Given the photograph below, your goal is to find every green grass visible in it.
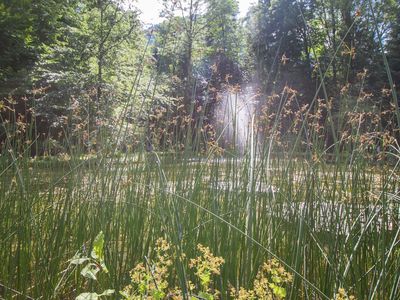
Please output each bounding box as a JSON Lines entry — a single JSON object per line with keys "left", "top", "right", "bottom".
{"left": 0, "top": 138, "right": 399, "bottom": 299}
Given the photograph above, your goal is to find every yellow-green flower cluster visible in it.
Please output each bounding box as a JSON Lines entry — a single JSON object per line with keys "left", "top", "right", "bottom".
{"left": 334, "top": 288, "right": 356, "bottom": 300}
{"left": 189, "top": 244, "right": 225, "bottom": 291}
{"left": 122, "top": 240, "right": 297, "bottom": 300}
{"left": 120, "top": 238, "right": 172, "bottom": 300}
{"left": 230, "top": 259, "right": 293, "bottom": 300}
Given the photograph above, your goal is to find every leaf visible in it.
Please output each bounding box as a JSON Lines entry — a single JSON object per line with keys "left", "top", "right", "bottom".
{"left": 80, "top": 263, "right": 100, "bottom": 280}
{"left": 70, "top": 256, "right": 90, "bottom": 265}
{"left": 91, "top": 231, "right": 108, "bottom": 273}
{"left": 199, "top": 271, "right": 211, "bottom": 288}
{"left": 198, "top": 291, "right": 214, "bottom": 300}
{"left": 75, "top": 290, "right": 114, "bottom": 300}
{"left": 119, "top": 291, "right": 130, "bottom": 299}
{"left": 269, "top": 283, "right": 286, "bottom": 299}
{"left": 98, "top": 289, "right": 114, "bottom": 297}
{"left": 152, "top": 289, "right": 165, "bottom": 300}
{"left": 272, "top": 275, "right": 282, "bottom": 284}
{"left": 76, "top": 293, "right": 99, "bottom": 300}
{"left": 91, "top": 232, "right": 104, "bottom": 260}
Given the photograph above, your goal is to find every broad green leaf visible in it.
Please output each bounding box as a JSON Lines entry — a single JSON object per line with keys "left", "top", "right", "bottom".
{"left": 91, "top": 231, "right": 104, "bottom": 261}
{"left": 91, "top": 231, "right": 108, "bottom": 273}
{"left": 76, "top": 293, "right": 99, "bottom": 300}
{"left": 80, "top": 263, "right": 100, "bottom": 280}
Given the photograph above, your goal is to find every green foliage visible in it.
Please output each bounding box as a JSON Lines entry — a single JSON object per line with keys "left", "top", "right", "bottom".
{"left": 91, "top": 231, "right": 108, "bottom": 273}
{"left": 120, "top": 238, "right": 172, "bottom": 299}
{"left": 70, "top": 231, "right": 114, "bottom": 299}
{"left": 0, "top": 0, "right": 58, "bottom": 84}
{"left": 230, "top": 259, "right": 293, "bottom": 300}
{"left": 387, "top": 3, "right": 400, "bottom": 86}
{"left": 246, "top": 0, "right": 304, "bottom": 84}
{"left": 122, "top": 239, "right": 294, "bottom": 300}
{"left": 204, "top": 0, "right": 242, "bottom": 85}
{"left": 205, "top": 0, "right": 240, "bottom": 59}
{"left": 76, "top": 290, "right": 115, "bottom": 300}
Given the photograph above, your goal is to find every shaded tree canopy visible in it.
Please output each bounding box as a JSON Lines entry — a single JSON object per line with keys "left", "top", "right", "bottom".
{"left": 0, "top": 0, "right": 399, "bottom": 154}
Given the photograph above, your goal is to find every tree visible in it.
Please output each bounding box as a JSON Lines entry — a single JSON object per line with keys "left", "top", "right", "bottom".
{"left": 0, "top": 0, "right": 65, "bottom": 90}
{"left": 387, "top": 1, "right": 400, "bottom": 88}
{"left": 0, "top": 0, "right": 140, "bottom": 154}
{"left": 204, "top": 0, "right": 242, "bottom": 86}
{"left": 172, "top": 0, "right": 206, "bottom": 109}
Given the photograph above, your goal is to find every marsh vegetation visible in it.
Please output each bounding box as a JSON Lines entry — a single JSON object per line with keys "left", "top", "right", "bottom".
{"left": 1, "top": 0, "right": 400, "bottom": 299}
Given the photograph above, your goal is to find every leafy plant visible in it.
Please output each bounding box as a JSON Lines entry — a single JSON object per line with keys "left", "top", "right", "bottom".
{"left": 333, "top": 288, "right": 356, "bottom": 300}
{"left": 70, "top": 231, "right": 114, "bottom": 300}
{"left": 122, "top": 238, "right": 294, "bottom": 300}
{"left": 189, "top": 244, "right": 225, "bottom": 299}
{"left": 230, "top": 259, "right": 293, "bottom": 300}
{"left": 120, "top": 238, "right": 172, "bottom": 300}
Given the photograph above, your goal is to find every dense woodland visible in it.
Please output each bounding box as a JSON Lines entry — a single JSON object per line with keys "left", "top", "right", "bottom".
{"left": 1, "top": 0, "right": 399, "bottom": 156}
